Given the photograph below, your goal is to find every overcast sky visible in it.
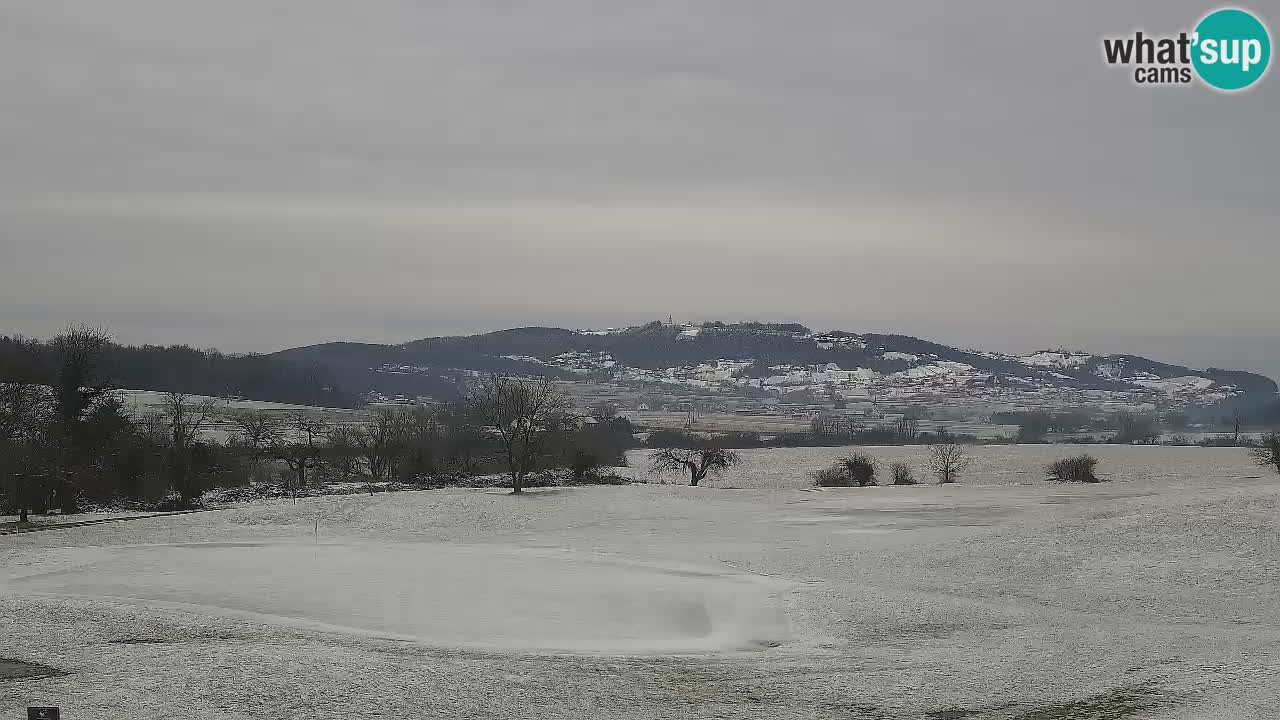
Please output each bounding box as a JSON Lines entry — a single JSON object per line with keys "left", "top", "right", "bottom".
{"left": 1, "top": 1, "right": 1276, "bottom": 377}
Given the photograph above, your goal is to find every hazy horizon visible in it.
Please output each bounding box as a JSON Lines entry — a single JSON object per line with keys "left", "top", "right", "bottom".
{"left": 2, "top": 316, "right": 1276, "bottom": 385}
{"left": 3, "top": 1, "right": 1277, "bottom": 378}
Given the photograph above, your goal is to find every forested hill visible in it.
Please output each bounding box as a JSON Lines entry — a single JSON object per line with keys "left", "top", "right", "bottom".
{"left": 271, "top": 322, "right": 1278, "bottom": 411}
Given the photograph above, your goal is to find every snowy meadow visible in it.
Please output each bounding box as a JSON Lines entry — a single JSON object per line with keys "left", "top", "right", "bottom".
{"left": 2, "top": 444, "right": 1277, "bottom": 719}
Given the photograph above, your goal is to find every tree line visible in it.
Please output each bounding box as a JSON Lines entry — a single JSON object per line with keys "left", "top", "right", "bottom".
{"left": 995, "top": 408, "right": 1275, "bottom": 445}
{"left": 643, "top": 417, "right": 978, "bottom": 450}
{"left": 1, "top": 327, "right": 638, "bottom": 519}
{"left": 0, "top": 332, "right": 357, "bottom": 408}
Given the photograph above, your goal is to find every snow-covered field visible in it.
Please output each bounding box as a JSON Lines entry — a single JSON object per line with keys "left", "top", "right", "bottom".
{"left": 117, "top": 390, "right": 357, "bottom": 415}
{"left": 2, "top": 446, "right": 1278, "bottom": 718}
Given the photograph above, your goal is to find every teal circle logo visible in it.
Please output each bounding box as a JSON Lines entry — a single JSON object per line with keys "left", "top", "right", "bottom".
{"left": 1192, "top": 8, "right": 1271, "bottom": 90}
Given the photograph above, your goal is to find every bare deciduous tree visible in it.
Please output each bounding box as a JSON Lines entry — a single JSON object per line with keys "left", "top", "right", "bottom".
{"left": 894, "top": 416, "right": 919, "bottom": 443}
{"left": 927, "top": 442, "right": 972, "bottom": 484}
{"left": 353, "top": 408, "right": 408, "bottom": 481}
{"left": 650, "top": 447, "right": 740, "bottom": 486}
{"left": 397, "top": 406, "right": 442, "bottom": 483}
{"left": 137, "top": 409, "right": 169, "bottom": 445}
{"left": 229, "top": 411, "right": 280, "bottom": 452}
{"left": 324, "top": 424, "right": 363, "bottom": 483}
{"left": 164, "top": 392, "right": 217, "bottom": 505}
{"left": 165, "top": 393, "right": 216, "bottom": 449}
{"left": 268, "top": 413, "right": 330, "bottom": 492}
{"left": 465, "top": 376, "right": 570, "bottom": 493}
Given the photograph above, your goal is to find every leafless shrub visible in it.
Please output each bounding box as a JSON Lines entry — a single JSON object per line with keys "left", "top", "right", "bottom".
{"left": 811, "top": 465, "right": 849, "bottom": 487}
{"left": 1252, "top": 432, "right": 1280, "bottom": 476}
{"left": 812, "top": 453, "right": 878, "bottom": 487}
{"left": 841, "top": 453, "right": 878, "bottom": 486}
{"left": 890, "top": 461, "right": 916, "bottom": 485}
{"left": 1047, "top": 454, "right": 1103, "bottom": 483}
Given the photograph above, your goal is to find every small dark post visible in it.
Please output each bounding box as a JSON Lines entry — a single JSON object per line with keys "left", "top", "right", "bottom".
{"left": 28, "top": 708, "right": 60, "bottom": 720}
{"left": 16, "top": 473, "right": 27, "bottom": 524}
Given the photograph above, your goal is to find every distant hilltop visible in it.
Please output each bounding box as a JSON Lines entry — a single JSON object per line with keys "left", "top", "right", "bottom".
{"left": 270, "top": 321, "right": 1278, "bottom": 413}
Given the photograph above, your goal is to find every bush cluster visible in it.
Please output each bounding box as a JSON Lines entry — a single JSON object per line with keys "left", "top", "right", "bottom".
{"left": 890, "top": 462, "right": 916, "bottom": 485}
{"left": 812, "top": 453, "right": 879, "bottom": 487}
{"left": 1047, "top": 454, "right": 1103, "bottom": 483}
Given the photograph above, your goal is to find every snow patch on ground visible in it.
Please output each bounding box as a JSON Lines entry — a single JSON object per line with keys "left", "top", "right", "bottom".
{"left": 1018, "top": 348, "right": 1090, "bottom": 366}
{"left": 8, "top": 541, "right": 787, "bottom": 654}
{"left": 1022, "top": 350, "right": 1094, "bottom": 368}
{"left": 1131, "top": 375, "right": 1215, "bottom": 393}
{"left": 887, "top": 361, "right": 975, "bottom": 382}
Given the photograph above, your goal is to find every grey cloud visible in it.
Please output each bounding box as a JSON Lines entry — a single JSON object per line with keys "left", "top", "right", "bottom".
{"left": 1, "top": 1, "right": 1276, "bottom": 377}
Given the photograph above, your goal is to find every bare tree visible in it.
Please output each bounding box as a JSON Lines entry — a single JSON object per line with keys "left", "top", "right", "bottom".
{"left": 165, "top": 393, "right": 216, "bottom": 448}
{"left": 324, "top": 425, "right": 363, "bottom": 482}
{"left": 927, "top": 442, "right": 972, "bottom": 484}
{"left": 137, "top": 409, "right": 169, "bottom": 445}
{"left": 465, "top": 376, "right": 571, "bottom": 494}
{"left": 894, "top": 416, "right": 920, "bottom": 443}
{"left": 229, "top": 411, "right": 280, "bottom": 452}
{"left": 270, "top": 413, "right": 330, "bottom": 492}
{"left": 811, "top": 413, "right": 858, "bottom": 438}
{"left": 353, "top": 408, "right": 408, "bottom": 481}
{"left": 294, "top": 414, "right": 329, "bottom": 449}
{"left": 164, "top": 392, "right": 217, "bottom": 505}
{"left": 226, "top": 411, "right": 282, "bottom": 492}
{"left": 1252, "top": 432, "right": 1280, "bottom": 476}
{"left": 1231, "top": 412, "right": 1245, "bottom": 446}
{"left": 397, "top": 406, "right": 442, "bottom": 483}
{"left": 650, "top": 447, "right": 741, "bottom": 486}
